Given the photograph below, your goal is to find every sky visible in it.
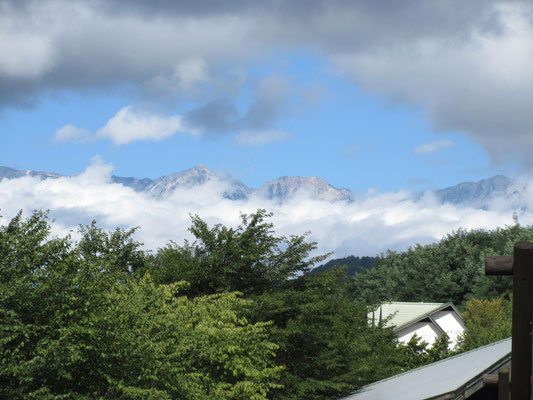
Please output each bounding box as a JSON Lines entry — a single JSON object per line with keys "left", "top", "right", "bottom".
{"left": 2, "top": 0, "right": 533, "bottom": 257}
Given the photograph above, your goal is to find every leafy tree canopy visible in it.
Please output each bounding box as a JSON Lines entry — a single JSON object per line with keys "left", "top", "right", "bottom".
{"left": 0, "top": 211, "right": 280, "bottom": 399}
{"left": 349, "top": 224, "right": 533, "bottom": 306}
{"left": 148, "top": 209, "right": 328, "bottom": 297}
{"left": 458, "top": 297, "right": 512, "bottom": 351}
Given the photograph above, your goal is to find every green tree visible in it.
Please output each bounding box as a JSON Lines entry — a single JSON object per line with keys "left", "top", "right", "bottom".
{"left": 250, "top": 268, "right": 403, "bottom": 400}
{"left": 148, "top": 209, "right": 327, "bottom": 297}
{"left": 0, "top": 211, "right": 281, "bottom": 399}
{"left": 349, "top": 224, "right": 533, "bottom": 307}
{"left": 396, "top": 334, "right": 452, "bottom": 370}
{"left": 89, "top": 276, "right": 281, "bottom": 400}
{"left": 458, "top": 297, "right": 512, "bottom": 351}
{"left": 77, "top": 220, "right": 146, "bottom": 275}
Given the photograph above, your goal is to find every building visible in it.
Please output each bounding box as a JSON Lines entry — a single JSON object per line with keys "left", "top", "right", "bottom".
{"left": 369, "top": 302, "right": 466, "bottom": 348}
{"left": 341, "top": 337, "right": 511, "bottom": 400}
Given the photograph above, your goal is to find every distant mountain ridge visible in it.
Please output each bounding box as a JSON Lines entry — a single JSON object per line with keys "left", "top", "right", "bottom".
{"left": 0, "top": 164, "right": 518, "bottom": 205}
{"left": 434, "top": 175, "right": 516, "bottom": 206}
{"left": 256, "top": 176, "right": 353, "bottom": 203}
{"left": 0, "top": 166, "right": 63, "bottom": 180}
{"left": 144, "top": 164, "right": 253, "bottom": 200}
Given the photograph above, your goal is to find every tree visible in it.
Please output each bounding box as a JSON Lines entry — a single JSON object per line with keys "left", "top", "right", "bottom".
{"left": 148, "top": 209, "right": 327, "bottom": 297}
{"left": 396, "top": 334, "right": 452, "bottom": 370}
{"left": 349, "top": 224, "right": 533, "bottom": 307}
{"left": 458, "top": 297, "right": 512, "bottom": 351}
{"left": 0, "top": 211, "right": 281, "bottom": 399}
{"left": 87, "top": 276, "right": 282, "bottom": 400}
{"left": 249, "top": 268, "right": 403, "bottom": 400}
{"left": 77, "top": 220, "right": 146, "bottom": 275}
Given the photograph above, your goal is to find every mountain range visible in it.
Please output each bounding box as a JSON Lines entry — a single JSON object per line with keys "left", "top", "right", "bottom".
{"left": 0, "top": 164, "right": 519, "bottom": 206}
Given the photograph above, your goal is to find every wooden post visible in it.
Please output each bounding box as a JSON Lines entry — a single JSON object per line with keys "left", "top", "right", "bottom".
{"left": 511, "top": 242, "right": 533, "bottom": 399}
{"left": 499, "top": 368, "right": 510, "bottom": 400}
{"left": 485, "top": 241, "right": 533, "bottom": 400}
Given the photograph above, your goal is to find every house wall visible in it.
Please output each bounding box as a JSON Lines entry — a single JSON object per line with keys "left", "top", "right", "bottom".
{"left": 432, "top": 310, "right": 466, "bottom": 348}
{"left": 396, "top": 322, "right": 441, "bottom": 346}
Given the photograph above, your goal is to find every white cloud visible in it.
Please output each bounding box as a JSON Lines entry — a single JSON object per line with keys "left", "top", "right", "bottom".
{"left": 235, "top": 130, "right": 292, "bottom": 146}
{"left": 0, "top": 30, "right": 54, "bottom": 79}
{"left": 413, "top": 140, "right": 454, "bottom": 155}
{"left": 146, "top": 57, "right": 210, "bottom": 97}
{"left": 0, "top": 159, "right": 529, "bottom": 259}
{"left": 95, "top": 106, "right": 197, "bottom": 145}
{"left": 53, "top": 124, "right": 92, "bottom": 143}
{"left": 4, "top": 0, "right": 533, "bottom": 165}
{"left": 333, "top": 2, "right": 533, "bottom": 166}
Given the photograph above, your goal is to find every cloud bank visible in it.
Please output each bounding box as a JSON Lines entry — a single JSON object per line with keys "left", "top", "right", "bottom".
{"left": 0, "top": 160, "right": 528, "bottom": 259}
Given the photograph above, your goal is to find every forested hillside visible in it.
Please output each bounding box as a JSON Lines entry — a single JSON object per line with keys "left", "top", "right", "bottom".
{"left": 0, "top": 209, "right": 522, "bottom": 399}
{"left": 349, "top": 223, "right": 533, "bottom": 306}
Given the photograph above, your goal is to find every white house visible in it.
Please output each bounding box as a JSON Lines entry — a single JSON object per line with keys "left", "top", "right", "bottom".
{"left": 369, "top": 302, "right": 466, "bottom": 349}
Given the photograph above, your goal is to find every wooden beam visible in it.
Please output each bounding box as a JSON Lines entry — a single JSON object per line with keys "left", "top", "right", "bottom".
{"left": 485, "top": 256, "right": 513, "bottom": 275}
{"left": 482, "top": 373, "right": 499, "bottom": 386}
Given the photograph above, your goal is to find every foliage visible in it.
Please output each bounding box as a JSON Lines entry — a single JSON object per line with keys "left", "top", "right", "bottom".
{"left": 349, "top": 224, "right": 533, "bottom": 306}
{"left": 396, "top": 334, "right": 453, "bottom": 370}
{"left": 249, "top": 268, "right": 404, "bottom": 400}
{"left": 458, "top": 297, "right": 512, "bottom": 351}
{"left": 0, "top": 211, "right": 280, "bottom": 399}
{"left": 77, "top": 220, "right": 146, "bottom": 275}
{"left": 148, "top": 209, "right": 327, "bottom": 297}
{"left": 4, "top": 208, "right": 516, "bottom": 399}
{"left": 307, "top": 255, "right": 375, "bottom": 276}
{"left": 89, "top": 277, "right": 281, "bottom": 400}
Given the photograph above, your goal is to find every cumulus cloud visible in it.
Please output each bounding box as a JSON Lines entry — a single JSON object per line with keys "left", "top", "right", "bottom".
{"left": 95, "top": 106, "right": 196, "bottom": 145}
{"left": 333, "top": 2, "right": 533, "bottom": 166}
{"left": 145, "top": 57, "right": 210, "bottom": 98}
{"left": 239, "top": 75, "right": 290, "bottom": 130}
{"left": 181, "top": 74, "right": 292, "bottom": 137}
{"left": 3, "top": 0, "right": 533, "bottom": 165}
{"left": 413, "top": 140, "right": 454, "bottom": 155}
{"left": 55, "top": 106, "right": 197, "bottom": 145}
{"left": 0, "top": 159, "right": 529, "bottom": 259}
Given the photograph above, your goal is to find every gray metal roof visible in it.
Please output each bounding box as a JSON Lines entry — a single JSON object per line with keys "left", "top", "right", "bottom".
{"left": 341, "top": 337, "right": 511, "bottom": 400}
{"left": 369, "top": 302, "right": 459, "bottom": 331}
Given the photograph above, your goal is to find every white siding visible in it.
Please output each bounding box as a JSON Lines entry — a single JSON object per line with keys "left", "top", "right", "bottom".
{"left": 433, "top": 310, "right": 466, "bottom": 348}
{"left": 396, "top": 322, "right": 441, "bottom": 346}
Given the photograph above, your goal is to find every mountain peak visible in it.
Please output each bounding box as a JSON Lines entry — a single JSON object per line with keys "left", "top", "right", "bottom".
{"left": 257, "top": 175, "right": 353, "bottom": 202}
{"left": 434, "top": 175, "right": 515, "bottom": 205}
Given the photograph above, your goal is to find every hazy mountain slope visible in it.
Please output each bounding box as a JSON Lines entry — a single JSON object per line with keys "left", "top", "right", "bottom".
{"left": 144, "top": 164, "right": 253, "bottom": 200}
{"left": 256, "top": 176, "right": 353, "bottom": 202}
{"left": 0, "top": 166, "right": 63, "bottom": 180}
{"left": 434, "top": 175, "right": 515, "bottom": 206}
{"left": 111, "top": 176, "right": 153, "bottom": 192}
{"left": 0, "top": 165, "right": 519, "bottom": 207}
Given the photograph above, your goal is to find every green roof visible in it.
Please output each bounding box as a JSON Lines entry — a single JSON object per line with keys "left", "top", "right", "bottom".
{"left": 369, "top": 302, "right": 454, "bottom": 330}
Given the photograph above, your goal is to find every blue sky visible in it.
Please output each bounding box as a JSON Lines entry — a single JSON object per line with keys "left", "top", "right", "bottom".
{"left": 1, "top": 0, "right": 527, "bottom": 193}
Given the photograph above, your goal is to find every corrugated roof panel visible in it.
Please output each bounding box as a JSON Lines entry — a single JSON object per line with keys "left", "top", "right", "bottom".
{"left": 369, "top": 302, "right": 449, "bottom": 329}
{"left": 341, "top": 337, "right": 512, "bottom": 400}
